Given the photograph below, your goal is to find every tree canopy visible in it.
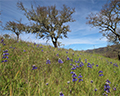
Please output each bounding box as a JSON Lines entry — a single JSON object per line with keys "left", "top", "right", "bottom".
{"left": 86, "top": 0, "right": 120, "bottom": 45}
{"left": 17, "top": 1, "right": 76, "bottom": 48}
{"left": 2, "top": 18, "right": 28, "bottom": 41}
{"left": 86, "top": 0, "right": 120, "bottom": 60}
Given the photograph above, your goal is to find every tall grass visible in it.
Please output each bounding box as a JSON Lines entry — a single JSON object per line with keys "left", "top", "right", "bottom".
{"left": 0, "top": 35, "right": 120, "bottom": 96}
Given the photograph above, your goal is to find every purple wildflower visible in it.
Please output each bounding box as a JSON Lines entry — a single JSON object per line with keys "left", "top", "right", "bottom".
{"left": 113, "top": 87, "right": 116, "bottom": 91}
{"left": 32, "top": 65, "right": 37, "bottom": 70}
{"left": 113, "top": 64, "right": 118, "bottom": 67}
{"left": 3, "top": 53, "right": 9, "bottom": 56}
{"left": 91, "top": 80, "right": 93, "bottom": 83}
{"left": 79, "top": 79, "right": 83, "bottom": 82}
{"left": 37, "top": 44, "right": 39, "bottom": 47}
{"left": 2, "top": 60, "right": 8, "bottom": 62}
{"left": 87, "top": 63, "right": 92, "bottom": 68}
{"left": 76, "top": 64, "right": 79, "bottom": 68}
{"left": 71, "top": 59, "right": 73, "bottom": 62}
{"left": 40, "top": 46, "right": 43, "bottom": 48}
{"left": 2, "top": 49, "right": 9, "bottom": 62}
{"left": 104, "top": 82, "right": 111, "bottom": 93}
{"left": 46, "top": 59, "right": 51, "bottom": 64}
{"left": 58, "top": 58, "right": 63, "bottom": 63}
{"left": 77, "top": 60, "right": 80, "bottom": 63}
{"left": 75, "top": 60, "right": 77, "bottom": 63}
{"left": 3, "top": 50, "right": 8, "bottom": 53}
{"left": 59, "top": 92, "right": 64, "bottom": 96}
{"left": 99, "top": 74, "right": 103, "bottom": 76}
{"left": 70, "top": 71, "right": 73, "bottom": 74}
{"left": 71, "top": 72, "right": 77, "bottom": 82}
{"left": 96, "top": 65, "right": 98, "bottom": 67}
{"left": 78, "top": 74, "right": 83, "bottom": 82}
{"left": 73, "top": 77, "right": 77, "bottom": 82}
{"left": 78, "top": 74, "right": 82, "bottom": 78}
{"left": 1, "top": 39, "right": 4, "bottom": 43}
{"left": 2, "top": 56, "right": 8, "bottom": 59}
{"left": 72, "top": 72, "right": 77, "bottom": 78}
{"left": 98, "top": 70, "right": 103, "bottom": 74}
{"left": 79, "top": 62, "right": 84, "bottom": 67}
{"left": 71, "top": 65, "right": 76, "bottom": 70}
{"left": 94, "top": 88, "right": 97, "bottom": 92}
{"left": 106, "top": 79, "right": 111, "bottom": 83}
{"left": 67, "top": 57, "right": 70, "bottom": 60}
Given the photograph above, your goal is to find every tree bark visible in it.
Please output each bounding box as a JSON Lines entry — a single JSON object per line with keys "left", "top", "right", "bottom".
{"left": 53, "top": 41, "right": 58, "bottom": 48}
{"left": 51, "top": 37, "right": 58, "bottom": 48}
{"left": 17, "top": 34, "right": 19, "bottom": 41}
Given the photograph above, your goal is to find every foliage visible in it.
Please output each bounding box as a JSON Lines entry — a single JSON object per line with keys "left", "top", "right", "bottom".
{"left": 3, "top": 34, "right": 10, "bottom": 39}
{"left": 86, "top": 0, "right": 120, "bottom": 44}
{"left": 2, "top": 18, "right": 28, "bottom": 41}
{"left": 86, "top": 0, "right": 120, "bottom": 60}
{"left": 17, "top": 1, "right": 76, "bottom": 48}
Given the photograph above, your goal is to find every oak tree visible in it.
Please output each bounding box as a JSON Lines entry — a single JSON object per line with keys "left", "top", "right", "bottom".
{"left": 17, "top": 1, "right": 75, "bottom": 48}
{"left": 2, "top": 18, "right": 28, "bottom": 41}
{"left": 86, "top": 0, "right": 120, "bottom": 60}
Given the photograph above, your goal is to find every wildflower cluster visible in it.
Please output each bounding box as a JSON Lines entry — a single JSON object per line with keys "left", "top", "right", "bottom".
{"left": 71, "top": 72, "right": 83, "bottom": 82}
{"left": 87, "top": 63, "right": 92, "bottom": 68}
{"left": 59, "top": 91, "right": 64, "bottom": 96}
{"left": 98, "top": 70, "right": 103, "bottom": 76}
{"left": 103, "top": 79, "right": 111, "bottom": 95}
{"left": 1, "top": 39, "right": 5, "bottom": 45}
{"left": 72, "top": 72, "right": 77, "bottom": 82}
{"left": 46, "top": 59, "right": 51, "bottom": 64}
{"left": 1, "top": 49, "right": 9, "bottom": 62}
{"left": 32, "top": 65, "right": 37, "bottom": 70}
{"left": 58, "top": 58, "right": 63, "bottom": 63}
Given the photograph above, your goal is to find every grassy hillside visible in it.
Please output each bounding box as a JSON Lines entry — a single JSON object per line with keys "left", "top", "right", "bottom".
{"left": 0, "top": 36, "right": 120, "bottom": 96}
{"left": 85, "top": 45, "right": 120, "bottom": 60}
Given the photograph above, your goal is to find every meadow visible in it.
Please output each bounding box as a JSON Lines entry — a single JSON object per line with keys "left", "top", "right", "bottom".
{"left": 0, "top": 35, "right": 120, "bottom": 96}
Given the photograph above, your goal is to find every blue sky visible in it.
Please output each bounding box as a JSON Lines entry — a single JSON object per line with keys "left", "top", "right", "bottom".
{"left": 0, "top": 0, "right": 112, "bottom": 51}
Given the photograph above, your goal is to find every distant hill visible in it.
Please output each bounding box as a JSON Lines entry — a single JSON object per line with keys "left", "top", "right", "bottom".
{"left": 85, "top": 44, "right": 120, "bottom": 60}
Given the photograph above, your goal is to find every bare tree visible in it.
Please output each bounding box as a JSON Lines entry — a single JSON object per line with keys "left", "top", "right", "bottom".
{"left": 2, "top": 18, "right": 28, "bottom": 41}
{"left": 17, "top": 1, "right": 75, "bottom": 48}
{"left": 86, "top": 0, "right": 120, "bottom": 60}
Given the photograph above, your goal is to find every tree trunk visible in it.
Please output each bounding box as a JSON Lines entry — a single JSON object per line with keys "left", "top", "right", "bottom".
{"left": 53, "top": 41, "right": 58, "bottom": 48}
{"left": 17, "top": 34, "right": 19, "bottom": 41}
{"left": 51, "top": 37, "right": 58, "bottom": 48}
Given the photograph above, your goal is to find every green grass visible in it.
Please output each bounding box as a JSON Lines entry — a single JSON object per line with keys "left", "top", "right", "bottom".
{"left": 0, "top": 36, "right": 120, "bottom": 96}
